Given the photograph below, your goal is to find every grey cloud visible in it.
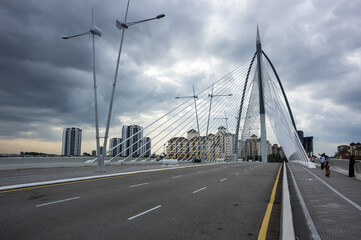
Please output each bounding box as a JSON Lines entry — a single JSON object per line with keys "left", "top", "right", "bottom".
{"left": 0, "top": 0, "right": 360, "bottom": 156}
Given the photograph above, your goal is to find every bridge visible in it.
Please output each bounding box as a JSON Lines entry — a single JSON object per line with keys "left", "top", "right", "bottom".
{"left": 1, "top": 29, "right": 360, "bottom": 239}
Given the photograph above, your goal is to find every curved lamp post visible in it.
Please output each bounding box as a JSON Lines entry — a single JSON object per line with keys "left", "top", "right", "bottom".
{"left": 204, "top": 84, "right": 232, "bottom": 161}
{"left": 175, "top": 85, "right": 203, "bottom": 163}
{"left": 213, "top": 112, "right": 230, "bottom": 160}
{"left": 100, "top": 0, "right": 165, "bottom": 171}
{"left": 62, "top": 10, "right": 102, "bottom": 171}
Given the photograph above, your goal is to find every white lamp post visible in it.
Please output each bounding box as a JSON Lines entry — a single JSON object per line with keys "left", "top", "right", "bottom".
{"left": 62, "top": 10, "right": 102, "bottom": 171}
{"left": 175, "top": 85, "right": 203, "bottom": 163}
{"left": 100, "top": 0, "right": 165, "bottom": 171}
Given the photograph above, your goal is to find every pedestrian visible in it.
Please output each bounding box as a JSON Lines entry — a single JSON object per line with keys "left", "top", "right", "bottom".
{"left": 319, "top": 153, "right": 326, "bottom": 169}
{"left": 349, "top": 155, "right": 355, "bottom": 177}
{"left": 325, "top": 158, "right": 330, "bottom": 177}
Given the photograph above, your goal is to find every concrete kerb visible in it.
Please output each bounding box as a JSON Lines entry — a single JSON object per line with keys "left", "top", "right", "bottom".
{"left": 280, "top": 162, "right": 295, "bottom": 240}
{"left": 0, "top": 162, "right": 228, "bottom": 192}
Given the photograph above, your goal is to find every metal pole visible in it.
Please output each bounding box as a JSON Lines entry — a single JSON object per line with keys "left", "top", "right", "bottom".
{"left": 205, "top": 84, "right": 214, "bottom": 161}
{"left": 224, "top": 112, "right": 231, "bottom": 160}
{"left": 101, "top": 0, "right": 131, "bottom": 171}
{"left": 92, "top": 11, "right": 101, "bottom": 171}
{"left": 192, "top": 85, "right": 203, "bottom": 163}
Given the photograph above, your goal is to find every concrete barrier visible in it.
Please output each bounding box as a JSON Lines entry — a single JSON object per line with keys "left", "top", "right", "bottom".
{"left": 313, "top": 158, "right": 361, "bottom": 180}
{"left": 0, "top": 157, "right": 160, "bottom": 170}
{"left": 281, "top": 162, "right": 295, "bottom": 240}
{"left": 162, "top": 159, "right": 179, "bottom": 165}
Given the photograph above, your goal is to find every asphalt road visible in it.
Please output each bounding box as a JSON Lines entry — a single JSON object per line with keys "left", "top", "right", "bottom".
{"left": 0, "top": 162, "right": 281, "bottom": 240}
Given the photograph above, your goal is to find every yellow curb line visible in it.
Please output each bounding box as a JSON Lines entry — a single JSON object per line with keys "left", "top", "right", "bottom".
{"left": 258, "top": 163, "right": 282, "bottom": 240}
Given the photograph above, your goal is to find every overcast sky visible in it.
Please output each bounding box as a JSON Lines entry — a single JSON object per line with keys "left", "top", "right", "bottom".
{"left": 0, "top": 0, "right": 360, "bottom": 156}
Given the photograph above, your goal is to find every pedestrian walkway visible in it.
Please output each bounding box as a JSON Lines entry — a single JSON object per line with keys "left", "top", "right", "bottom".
{"left": 287, "top": 162, "right": 361, "bottom": 240}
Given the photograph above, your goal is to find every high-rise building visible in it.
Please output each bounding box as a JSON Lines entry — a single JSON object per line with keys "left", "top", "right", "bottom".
{"left": 109, "top": 138, "right": 122, "bottom": 157}
{"left": 62, "top": 127, "right": 82, "bottom": 156}
{"left": 122, "top": 125, "right": 151, "bottom": 157}
{"left": 141, "top": 137, "right": 152, "bottom": 157}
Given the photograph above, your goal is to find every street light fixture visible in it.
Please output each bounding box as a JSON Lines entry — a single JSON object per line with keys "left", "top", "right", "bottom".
{"left": 204, "top": 84, "right": 232, "bottom": 161}
{"left": 175, "top": 85, "right": 203, "bottom": 163}
{"left": 214, "top": 112, "right": 231, "bottom": 160}
{"left": 100, "top": 0, "right": 165, "bottom": 171}
{"left": 62, "top": 10, "right": 102, "bottom": 172}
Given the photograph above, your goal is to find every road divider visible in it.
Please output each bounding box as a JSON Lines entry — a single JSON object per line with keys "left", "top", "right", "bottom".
{"left": 280, "top": 162, "right": 295, "bottom": 240}
{"left": 0, "top": 162, "right": 228, "bottom": 193}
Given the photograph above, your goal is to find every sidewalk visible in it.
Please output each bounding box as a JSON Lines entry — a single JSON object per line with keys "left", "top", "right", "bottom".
{"left": 287, "top": 163, "right": 361, "bottom": 240}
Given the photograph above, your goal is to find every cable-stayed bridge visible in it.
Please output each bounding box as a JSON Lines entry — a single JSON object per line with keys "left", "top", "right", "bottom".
{"left": 101, "top": 27, "right": 315, "bottom": 169}
{"left": 1, "top": 28, "right": 360, "bottom": 240}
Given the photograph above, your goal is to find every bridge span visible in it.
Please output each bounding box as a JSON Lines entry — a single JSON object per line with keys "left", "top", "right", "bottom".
{"left": 0, "top": 161, "right": 360, "bottom": 239}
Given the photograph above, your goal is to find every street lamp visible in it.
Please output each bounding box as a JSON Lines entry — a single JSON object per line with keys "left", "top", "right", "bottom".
{"left": 100, "top": 0, "right": 165, "bottom": 171}
{"left": 175, "top": 85, "right": 203, "bottom": 163}
{"left": 213, "top": 112, "right": 230, "bottom": 160}
{"left": 204, "top": 83, "right": 232, "bottom": 161}
{"left": 62, "top": 10, "right": 102, "bottom": 172}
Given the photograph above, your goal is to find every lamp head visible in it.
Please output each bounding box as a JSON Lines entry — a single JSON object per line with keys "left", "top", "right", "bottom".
{"left": 90, "top": 25, "right": 102, "bottom": 37}
{"left": 116, "top": 20, "right": 128, "bottom": 29}
{"left": 156, "top": 14, "right": 165, "bottom": 19}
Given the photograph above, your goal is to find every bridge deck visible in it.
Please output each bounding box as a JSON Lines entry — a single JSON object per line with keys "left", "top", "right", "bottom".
{"left": 287, "top": 162, "right": 361, "bottom": 240}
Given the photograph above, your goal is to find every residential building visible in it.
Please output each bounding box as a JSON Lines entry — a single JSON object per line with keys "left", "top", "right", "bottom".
{"left": 109, "top": 138, "right": 122, "bottom": 157}
{"left": 121, "top": 125, "right": 151, "bottom": 157}
{"left": 62, "top": 127, "right": 82, "bottom": 156}
{"left": 297, "top": 130, "right": 314, "bottom": 157}
{"left": 350, "top": 142, "right": 361, "bottom": 157}
{"left": 240, "top": 134, "right": 271, "bottom": 161}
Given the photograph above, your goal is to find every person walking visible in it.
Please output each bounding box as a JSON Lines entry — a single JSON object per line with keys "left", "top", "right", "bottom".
{"left": 319, "top": 153, "right": 326, "bottom": 169}
{"left": 325, "top": 158, "right": 330, "bottom": 177}
{"left": 349, "top": 155, "right": 355, "bottom": 177}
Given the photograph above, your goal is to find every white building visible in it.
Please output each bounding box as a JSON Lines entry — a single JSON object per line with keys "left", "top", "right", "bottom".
{"left": 109, "top": 138, "right": 122, "bottom": 157}
{"left": 122, "top": 125, "right": 151, "bottom": 157}
{"left": 62, "top": 127, "right": 82, "bottom": 156}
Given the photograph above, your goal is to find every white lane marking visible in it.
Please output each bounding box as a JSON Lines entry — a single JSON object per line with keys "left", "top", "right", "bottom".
{"left": 302, "top": 166, "right": 361, "bottom": 212}
{"left": 196, "top": 171, "right": 203, "bottom": 174}
{"left": 129, "top": 182, "right": 149, "bottom": 188}
{"left": 288, "top": 165, "right": 321, "bottom": 240}
{"left": 220, "top": 178, "right": 227, "bottom": 182}
{"left": 192, "top": 187, "right": 207, "bottom": 194}
{"left": 172, "top": 175, "right": 183, "bottom": 179}
{"left": 235, "top": 172, "right": 240, "bottom": 175}
{"left": 36, "top": 197, "right": 80, "bottom": 207}
{"left": 128, "top": 205, "right": 162, "bottom": 220}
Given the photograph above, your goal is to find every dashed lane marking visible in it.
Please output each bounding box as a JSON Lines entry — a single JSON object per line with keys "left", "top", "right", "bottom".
{"left": 36, "top": 196, "right": 80, "bottom": 207}
{"left": 129, "top": 182, "right": 149, "bottom": 188}
{"left": 192, "top": 187, "right": 207, "bottom": 194}
{"left": 127, "top": 205, "right": 162, "bottom": 220}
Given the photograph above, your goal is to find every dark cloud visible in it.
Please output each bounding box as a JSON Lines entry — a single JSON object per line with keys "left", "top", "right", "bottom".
{"left": 0, "top": 0, "right": 360, "bottom": 156}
